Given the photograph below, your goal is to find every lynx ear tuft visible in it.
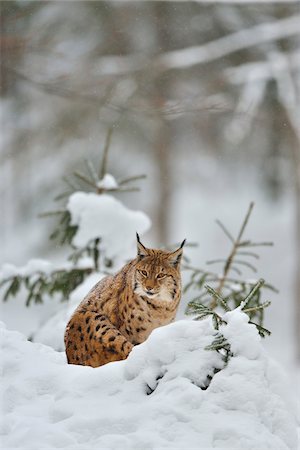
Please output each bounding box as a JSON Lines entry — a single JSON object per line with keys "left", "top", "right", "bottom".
{"left": 180, "top": 239, "right": 186, "bottom": 249}
{"left": 136, "top": 233, "right": 149, "bottom": 258}
{"left": 168, "top": 239, "right": 186, "bottom": 267}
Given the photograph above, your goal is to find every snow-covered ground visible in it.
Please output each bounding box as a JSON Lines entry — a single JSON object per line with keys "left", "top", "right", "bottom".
{"left": 1, "top": 309, "right": 297, "bottom": 450}
{"left": 0, "top": 158, "right": 299, "bottom": 449}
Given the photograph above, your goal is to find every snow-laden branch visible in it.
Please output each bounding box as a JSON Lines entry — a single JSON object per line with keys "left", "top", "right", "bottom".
{"left": 225, "top": 49, "right": 300, "bottom": 145}
{"left": 95, "top": 14, "right": 300, "bottom": 76}
{"left": 274, "top": 55, "right": 300, "bottom": 142}
{"left": 157, "top": 15, "right": 300, "bottom": 70}
{"left": 225, "top": 51, "right": 300, "bottom": 84}
{"left": 160, "top": 0, "right": 299, "bottom": 3}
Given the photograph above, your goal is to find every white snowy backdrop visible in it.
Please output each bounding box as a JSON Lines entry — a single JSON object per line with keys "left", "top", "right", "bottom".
{"left": 0, "top": 1, "right": 299, "bottom": 449}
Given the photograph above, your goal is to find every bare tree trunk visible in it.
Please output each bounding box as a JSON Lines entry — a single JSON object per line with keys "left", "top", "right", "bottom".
{"left": 291, "top": 139, "right": 300, "bottom": 362}
{"left": 154, "top": 121, "right": 171, "bottom": 244}
{"left": 152, "top": 3, "right": 173, "bottom": 245}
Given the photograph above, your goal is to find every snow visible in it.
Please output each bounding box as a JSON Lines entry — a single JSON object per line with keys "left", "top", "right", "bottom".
{"left": 221, "top": 308, "right": 261, "bottom": 360}
{"left": 0, "top": 260, "right": 97, "bottom": 343}
{"left": 96, "top": 173, "right": 119, "bottom": 190}
{"left": 1, "top": 311, "right": 297, "bottom": 450}
{"left": 0, "top": 257, "right": 94, "bottom": 280}
{"left": 67, "top": 192, "right": 151, "bottom": 259}
{"left": 34, "top": 272, "right": 103, "bottom": 351}
{"left": 0, "top": 259, "right": 53, "bottom": 279}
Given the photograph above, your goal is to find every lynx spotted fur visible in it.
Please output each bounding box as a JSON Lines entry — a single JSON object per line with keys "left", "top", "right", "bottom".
{"left": 64, "top": 234, "right": 185, "bottom": 367}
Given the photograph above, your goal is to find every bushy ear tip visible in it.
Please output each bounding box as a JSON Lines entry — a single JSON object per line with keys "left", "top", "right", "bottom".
{"left": 136, "top": 233, "right": 148, "bottom": 257}
{"left": 180, "top": 239, "right": 186, "bottom": 249}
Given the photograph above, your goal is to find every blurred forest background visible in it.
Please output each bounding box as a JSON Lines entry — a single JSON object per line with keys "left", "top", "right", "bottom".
{"left": 0, "top": 1, "right": 299, "bottom": 367}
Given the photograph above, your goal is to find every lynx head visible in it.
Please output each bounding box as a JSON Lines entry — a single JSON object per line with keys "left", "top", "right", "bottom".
{"left": 134, "top": 233, "right": 185, "bottom": 301}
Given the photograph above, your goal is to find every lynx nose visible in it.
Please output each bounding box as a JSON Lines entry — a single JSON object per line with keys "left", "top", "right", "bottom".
{"left": 145, "top": 283, "right": 154, "bottom": 292}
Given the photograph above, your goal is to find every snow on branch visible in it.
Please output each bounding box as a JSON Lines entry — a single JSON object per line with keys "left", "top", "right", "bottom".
{"left": 225, "top": 50, "right": 300, "bottom": 143}
{"left": 161, "top": 0, "right": 299, "bottom": 3}
{"left": 158, "top": 15, "right": 300, "bottom": 70}
{"left": 225, "top": 51, "right": 300, "bottom": 84}
{"left": 95, "top": 14, "right": 300, "bottom": 76}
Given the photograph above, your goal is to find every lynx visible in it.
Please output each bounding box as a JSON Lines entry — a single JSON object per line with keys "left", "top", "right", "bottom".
{"left": 64, "top": 234, "right": 185, "bottom": 367}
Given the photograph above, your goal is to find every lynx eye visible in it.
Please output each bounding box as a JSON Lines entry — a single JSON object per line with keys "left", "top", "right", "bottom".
{"left": 156, "top": 273, "right": 166, "bottom": 279}
{"left": 140, "top": 270, "right": 148, "bottom": 277}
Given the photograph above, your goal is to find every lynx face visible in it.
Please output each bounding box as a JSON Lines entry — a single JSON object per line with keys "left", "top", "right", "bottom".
{"left": 134, "top": 235, "right": 185, "bottom": 301}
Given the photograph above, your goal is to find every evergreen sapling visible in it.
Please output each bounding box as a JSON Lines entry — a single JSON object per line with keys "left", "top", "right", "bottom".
{"left": 0, "top": 129, "right": 147, "bottom": 306}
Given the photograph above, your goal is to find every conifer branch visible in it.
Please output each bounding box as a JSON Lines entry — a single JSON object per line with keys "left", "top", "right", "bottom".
{"left": 239, "top": 241, "right": 274, "bottom": 247}
{"left": 84, "top": 158, "right": 99, "bottom": 184}
{"left": 62, "top": 176, "right": 78, "bottom": 191}
{"left": 204, "top": 285, "right": 231, "bottom": 312}
{"left": 215, "top": 219, "right": 234, "bottom": 243}
{"left": 73, "top": 171, "right": 98, "bottom": 190}
{"left": 39, "top": 210, "right": 66, "bottom": 218}
{"left": 0, "top": 266, "right": 94, "bottom": 306}
{"left": 249, "top": 321, "right": 271, "bottom": 337}
{"left": 1, "top": 131, "right": 148, "bottom": 308}
{"left": 54, "top": 191, "right": 73, "bottom": 201}
{"left": 99, "top": 127, "right": 114, "bottom": 180}
{"left": 193, "top": 280, "right": 272, "bottom": 371}
{"left": 241, "top": 278, "right": 265, "bottom": 310}
{"left": 236, "top": 251, "right": 260, "bottom": 259}
{"left": 118, "top": 174, "right": 147, "bottom": 186}
{"left": 185, "top": 203, "right": 276, "bottom": 329}
{"left": 228, "top": 265, "right": 242, "bottom": 275}
{"left": 212, "top": 202, "right": 255, "bottom": 305}
{"left": 242, "top": 300, "right": 271, "bottom": 314}
{"left": 230, "top": 260, "right": 257, "bottom": 273}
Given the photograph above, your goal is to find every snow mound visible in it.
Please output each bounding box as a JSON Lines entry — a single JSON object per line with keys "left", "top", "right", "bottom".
{"left": 67, "top": 192, "right": 151, "bottom": 259}
{"left": 1, "top": 313, "right": 297, "bottom": 450}
{"left": 34, "top": 272, "right": 103, "bottom": 351}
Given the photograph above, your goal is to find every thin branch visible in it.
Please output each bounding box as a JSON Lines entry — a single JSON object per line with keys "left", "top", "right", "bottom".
{"left": 243, "top": 301, "right": 271, "bottom": 314}
{"left": 118, "top": 174, "right": 147, "bottom": 186}
{"left": 215, "top": 220, "right": 234, "bottom": 243}
{"left": 39, "top": 210, "right": 65, "bottom": 218}
{"left": 237, "top": 251, "right": 260, "bottom": 259}
{"left": 241, "top": 241, "right": 274, "bottom": 247}
{"left": 205, "top": 285, "right": 231, "bottom": 312}
{"left": 249, "top": 321, "right": 271, "bottom": 337}
{"left": 241, "top": 278, "right": 265, "bottom": 310}
{"left": 73, "top": 172, "right": 97, "bottom": 190}
{"left": 231, "top": 260, "right": 257, "bottom": 273}
{"left": 110, "top": 187, "right": 140, "bottom": 193}
{"left": 225, "top": 51, "right": 300, "bottom": 85}
{"left": 207, "top": 258, "right": 230, "bottom": 265}
{"left": 99, "top": 128, "right": 114, "bottom": 180}
{"left": 229, "top": 265, "right": 242, "bottom": 276}
{"left": 54, "top": 191, "right": 73, "bottom": 201}
{"left": 209, "top": 202, "right": 255, "bottom": 308}
{"left": 62, "top": 176, "right": 79, "bottom": 191}
{"left": 84, "top": 159, "right": 99, "bottom": 184}
{"left": 93, "top": 15, "right": 300, "bottom": 75}
{"left": 237, "top": 202, "right": 254, "bottom": 243}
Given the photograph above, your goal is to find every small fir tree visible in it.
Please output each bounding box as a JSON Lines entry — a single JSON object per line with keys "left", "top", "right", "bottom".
{"left": 184, "top": 202, "right": 277, "bottom": 327}
{"left": 192, "top": 279, "right": 272, "bottom": 389}
{"left": 0, "top": 129, "right": 147, "bottom": 306}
